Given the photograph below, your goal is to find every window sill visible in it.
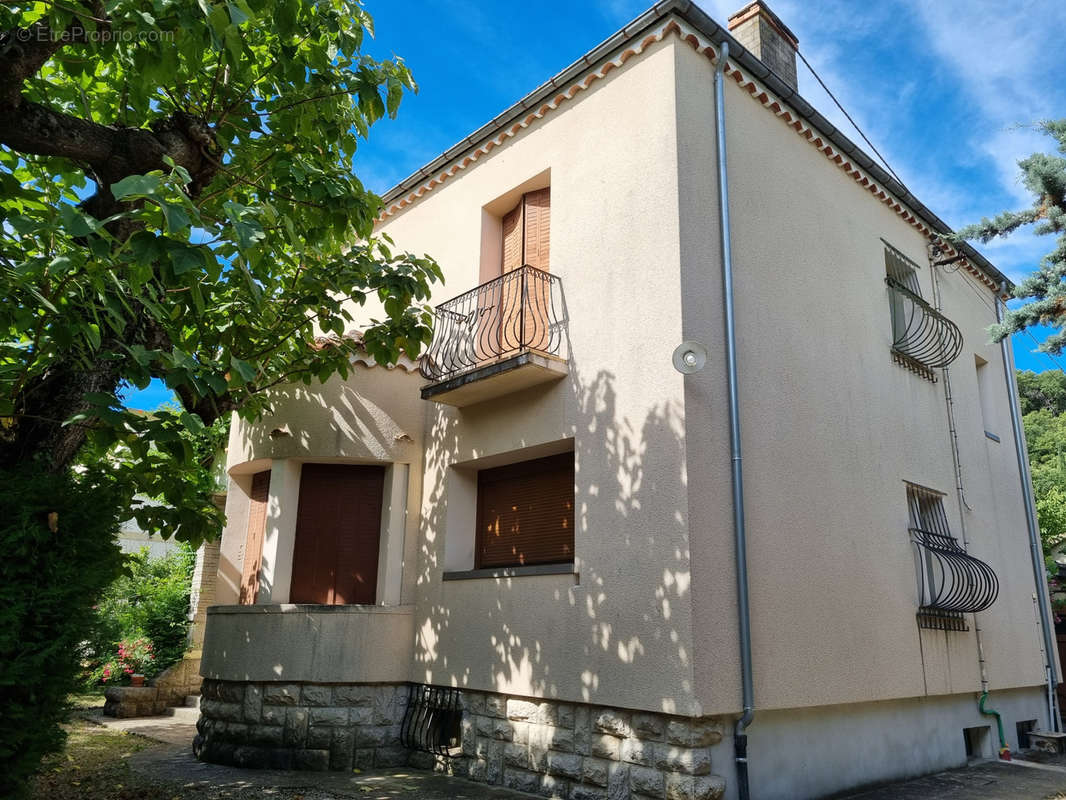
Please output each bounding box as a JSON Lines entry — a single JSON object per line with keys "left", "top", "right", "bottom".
{"left": 442, "top": 563, "right": 577, "bottom": 581}
{"left": 984, "top": 430, "right": 1001, "bottom": 443}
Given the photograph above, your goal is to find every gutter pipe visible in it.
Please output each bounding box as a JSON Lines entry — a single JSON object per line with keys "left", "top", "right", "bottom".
{"left": 714, "top": 41, "right": 755, "bottom": 800}
{"left": 997, "top": 282, "right": 1061, "bottom": 732}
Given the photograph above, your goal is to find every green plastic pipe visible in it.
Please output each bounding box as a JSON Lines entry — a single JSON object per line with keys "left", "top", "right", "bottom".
{"left": 980, "top": 691, "right": 1010, "bottom": 759}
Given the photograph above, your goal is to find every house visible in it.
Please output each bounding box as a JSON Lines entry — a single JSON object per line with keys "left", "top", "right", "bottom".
{"left": 194, "top": 2, "right": 1060, "bottom": 798}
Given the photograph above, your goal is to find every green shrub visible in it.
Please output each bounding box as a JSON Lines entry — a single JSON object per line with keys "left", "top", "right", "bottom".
{"left": 0, "top": 464, "right": 125, "bottom": 798}
{"left": 82, "top": 543, "right": 195, "bottom": 684}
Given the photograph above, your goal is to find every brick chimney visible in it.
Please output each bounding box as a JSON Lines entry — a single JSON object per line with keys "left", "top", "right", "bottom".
{"left": 727, "top": 1, "right": 799, "bottom": 91}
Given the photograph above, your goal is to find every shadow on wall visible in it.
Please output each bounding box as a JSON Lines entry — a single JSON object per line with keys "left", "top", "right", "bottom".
{"left": 414, "top": 364, "right": 698, "bottom": 712}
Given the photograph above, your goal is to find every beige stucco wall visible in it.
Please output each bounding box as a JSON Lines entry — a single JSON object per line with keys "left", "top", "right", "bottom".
{"left": 201, "top": 604, "right": 414, "bottom": 683}
{"left": 676, "top": 37, "right": 1047, "bottom": 716}
{"left": 375, "top": 37, "right": 701, "bottom": 715}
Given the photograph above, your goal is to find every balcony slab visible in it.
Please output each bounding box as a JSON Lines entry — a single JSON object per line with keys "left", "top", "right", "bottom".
{"left": 421, "top": 351, "right": 567, "bottom": 407}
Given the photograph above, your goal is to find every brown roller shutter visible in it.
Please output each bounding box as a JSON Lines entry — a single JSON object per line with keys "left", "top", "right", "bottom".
{"left": 238, "top": 470, "right": 271, "bottom": 604}
{"left": 290, "top": 464, "right": 385, "bottom": 605}
{"left": 476, "top": 452, "right": 574, "bottom": 568}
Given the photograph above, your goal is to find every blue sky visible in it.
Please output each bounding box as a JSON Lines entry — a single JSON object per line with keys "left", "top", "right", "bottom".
{"left": 122, "top": 0, "right": 1066, "bottom": 408}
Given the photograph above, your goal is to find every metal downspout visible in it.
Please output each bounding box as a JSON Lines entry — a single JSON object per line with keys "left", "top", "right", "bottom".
{"left": 714, "top": 41, "right": 755, "bottom": 800}
{"left": 997, "top": 282, "right": 1061, "bottom": 732}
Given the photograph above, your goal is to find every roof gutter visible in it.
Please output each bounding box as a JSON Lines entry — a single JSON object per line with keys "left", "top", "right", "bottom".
{"left": 378, "top": 0, "right": 1009, "bottom": 292}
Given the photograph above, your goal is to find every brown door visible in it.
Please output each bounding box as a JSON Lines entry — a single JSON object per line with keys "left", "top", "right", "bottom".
{"left": 476, "top": 452, "right": 574, "bottom": 568}
{"left": 289, "top": 464, "right": 385, "bottom": 605}
{"left": 238, "top": 470, "right": 271, "bottom": 604}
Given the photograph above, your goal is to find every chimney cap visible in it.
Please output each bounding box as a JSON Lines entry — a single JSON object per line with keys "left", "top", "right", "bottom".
{"left": 728, "top": 1, "right": 799, "bottom": 50}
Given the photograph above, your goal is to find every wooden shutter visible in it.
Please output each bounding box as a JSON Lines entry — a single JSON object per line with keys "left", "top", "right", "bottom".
{"left": 290, "top": 464, "right": 385, "bottom": 605}
{"left": 476, "top": 452, "right": 574, "bottom": 568}
{"left": 522, "top": 188, "right": 550, "bottom": 271}
{"left": 238, "top": 470, "right": 271, "bottom": 604}
{"left": 501, "top": 202, "right": 524, "bottom": 273}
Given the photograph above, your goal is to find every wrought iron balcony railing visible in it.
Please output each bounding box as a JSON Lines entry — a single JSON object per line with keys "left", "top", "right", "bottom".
{"left": 420, "top": 265, "right": 568, "bottom": 384}
{"left": 886, "top": 275, "right": 963, "bottom": 379}
{"left": 908, "top": 484, "right": 998, "bottom": 632}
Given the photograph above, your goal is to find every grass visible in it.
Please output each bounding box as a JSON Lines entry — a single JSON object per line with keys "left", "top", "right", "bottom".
{"left": 30, "top": 717, "right": 164, "bottom": 800}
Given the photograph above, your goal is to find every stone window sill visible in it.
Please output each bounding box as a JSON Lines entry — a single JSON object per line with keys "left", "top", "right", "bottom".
{"left": 442, "top": 563, "right": 577, "bottom": 581}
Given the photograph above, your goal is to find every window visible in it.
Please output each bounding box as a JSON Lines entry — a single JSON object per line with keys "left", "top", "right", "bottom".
{"left": 883, "top": 240, "right": 963, "bottom": 380}
{"left": 238, "top": 470, "right": 271, "bottom": 604}
{"left": 476, "top": 452, "right": 574, "bottom": 569}
{"left": 975, "top": 355, "right": 999, "bottom": 441}
{"left": 905, "top": 482, "right": 998, "bottom": 630}
{"left": 289, "top": 464, "right": 385, "bottom": 605}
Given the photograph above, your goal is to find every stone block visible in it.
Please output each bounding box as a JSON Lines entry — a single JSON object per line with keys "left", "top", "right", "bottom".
{"left": 632, "top": 713, "right": 664, "bottom": 741}
{"left": 571, "top": 787, "right": 608, "bottom": 800}
{"left": 263, "top": 684, "right": 301, "bottom": 706}
{"left": 200, "top": 680, "right": 220, "bottom": 701}
{"left": 306, "top": 725, "right": 332, "bottom": 749}
{"left": 218, "top": 682, "right": 245, "bottom": 703}
{"left": 301, "top": 685, "right": 332, "bottom": 706}
{"left": 261, "top": 706, "right": 284, "bottom": 726}
{"left": 469, "top": 757, "right": 488, "bottom": 782}
{"left": 545, "top": 751, "right": 582, "bottom": 780}
{"left": 504, "top": 742, "right": 530, "bottom": 769}
{"left": 657, "top": 745, "right": 711, "bottom": 776}
{"left": 332, "top": 685, "right": 373, "bottom": 706}
{"left": 243, "top": 684, "right": 263, "bottom": 723}
{"left": 330, "top": 729, "right": 354, "bottom": 771}
{"left": 355, "top": 725, "right": 389, "bottom": 748}
{"left": 621, "top": 737, "right": 656, "bottom": 767}
{"left": 607, "top": 763, "right": 630, "bottom": 800}
{"left": 665, "top": 719, "right": 723, "bottom": 748}
{"left": 540, "top": 702, "right": 575, "bottom": 729}
{"left": 536, "top": 773, "right": 568, "bottom": 798}
{"left": 353, "top": 748, "right": 375, "bottom": 770}
{"left": 594, "top": 710, "right": 631, "bottom": 739}
{"left": 693, "top": 775, "right": 726, "bottom": 800}
{"left": 308, "top": 707, "right": 349, "bottom": 727}
{"left": 583, "top": 756, "right": 611, "bottom": 787}
{"left": 503, "top": 767, "right": 541, "bottom": 794}
{"left": 215, "top": 702, "right": 244, "bottom": 723}
{"left": 250, "top": 724, "right": 284, "bottom": 747}
{"left": 508, "top": 699, "right": 540, "bottom": 721}
{"left": 293, "top": 748, "right": 330, "bottom": 771}
{"left": 374, "top": 746, "right": 409, "bottom": 768}
{"left": 591, "top": 734, "right": 621, "bottom": 760}
{"left": 463, "top": 692, "right": 486, "bottom": 716}
{"left": 284, "top": 707, "right": 309, "bottom": 747}
{"left": 630, "top": 765, "right": 665, "bottom": 796}
{"left": 266, "top": 748, "right": 294, "bottom": 770}
{"left": 484, "top": 694, "right": 507, "bottom": 718}
{"left": 232, "top": 745, "right": 270, "bottom": 769}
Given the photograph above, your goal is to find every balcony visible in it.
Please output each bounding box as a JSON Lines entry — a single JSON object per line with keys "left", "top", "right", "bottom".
{"left": 886, "top": 275, "right": 963, "bottom": 381}
{"left": 420, "top": 266, "right": 569, "bottom": 406}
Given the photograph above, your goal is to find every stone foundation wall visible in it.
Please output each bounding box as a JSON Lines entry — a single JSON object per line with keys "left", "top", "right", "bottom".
{"left": 423, "top": 689, "right": 727, "bottom": 800}
{"left": 194, "top": 679, "right": 408, "bottom": 771}
{"left": 196, "top": 680, "right": 726, "bottom": 800}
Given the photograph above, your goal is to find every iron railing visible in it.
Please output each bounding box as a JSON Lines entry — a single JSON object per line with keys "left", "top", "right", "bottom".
{"left": 886, "top": 275, "right": 963, "bottom": 380}
{"left": 420, "top": 265, "right": 568, "bottom": 383}
{"left": 907, "top": 484, "right": 998, "bottom": 631}
{"left": 400, "top": 684, "right": 463, "bottom": 757}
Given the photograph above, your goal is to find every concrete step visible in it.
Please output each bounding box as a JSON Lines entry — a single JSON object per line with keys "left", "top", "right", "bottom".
{"left": 163, "top": 706, "right": 201, "bottom": 723}
{"left": 184, "top": 694, "right": 201, "bottom": 709}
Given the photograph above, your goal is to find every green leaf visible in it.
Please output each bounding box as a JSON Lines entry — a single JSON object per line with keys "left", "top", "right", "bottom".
{"left": 110, "top": 174, "right": 162, "bottom": 200}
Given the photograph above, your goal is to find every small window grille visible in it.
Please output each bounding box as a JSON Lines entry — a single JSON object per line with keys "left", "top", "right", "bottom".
{"left": 906, "top": 482, "right": 998, "bottom": 631}
{"left": 400, "top": 684, "right": 463, "bottom": 757}
{"left": 884, "top": 241, "right": 963, "bottom": 380}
